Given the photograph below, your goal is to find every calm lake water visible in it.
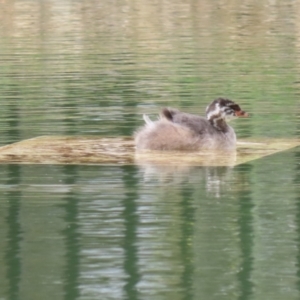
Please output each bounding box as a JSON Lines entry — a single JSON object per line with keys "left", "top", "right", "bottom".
{"left": 0, "top": 1, "right": 300, "bottom": 300}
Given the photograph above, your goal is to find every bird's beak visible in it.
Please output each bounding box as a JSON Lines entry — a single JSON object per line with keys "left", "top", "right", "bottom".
{"left": 235, "top": 110, "right": 249, "bottom": 117}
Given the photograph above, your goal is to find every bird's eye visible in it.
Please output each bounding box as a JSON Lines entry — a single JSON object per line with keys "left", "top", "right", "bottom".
{"left": 224, "top": 108, "right": 234, "bottom": 115}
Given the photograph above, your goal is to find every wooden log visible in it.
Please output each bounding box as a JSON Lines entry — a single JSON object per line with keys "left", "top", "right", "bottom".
{"left": 0, "top": 136, "right": 298, "bottom": 166}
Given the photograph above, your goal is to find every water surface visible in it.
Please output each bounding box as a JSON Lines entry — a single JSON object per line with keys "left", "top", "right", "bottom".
{"left": 0, "top": 1, "right": 299, "bottom": 299}
{"left": 0, "top": 149, "right": 300, "bottom": 300}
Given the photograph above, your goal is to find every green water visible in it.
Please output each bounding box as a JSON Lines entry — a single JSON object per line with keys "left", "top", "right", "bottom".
{"left": 1, "top": 152, "right": 300, "bottom": 300}
{"left": 0, "top": 1, "right": 300, "bottom": 299}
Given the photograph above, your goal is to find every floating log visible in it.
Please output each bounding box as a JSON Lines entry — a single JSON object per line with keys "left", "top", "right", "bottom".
{"left": 0, "top": 136, "right": 298, "bottom": 166}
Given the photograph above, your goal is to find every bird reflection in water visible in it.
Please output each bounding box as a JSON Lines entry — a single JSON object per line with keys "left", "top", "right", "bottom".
{"left": 135, "top": 150, "right": 237, "bottom": 198}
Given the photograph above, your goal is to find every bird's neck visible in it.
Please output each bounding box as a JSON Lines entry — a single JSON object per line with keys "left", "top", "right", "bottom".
{"left": 208, "top": 115, "right": 229, "bottom": 132}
